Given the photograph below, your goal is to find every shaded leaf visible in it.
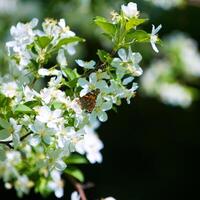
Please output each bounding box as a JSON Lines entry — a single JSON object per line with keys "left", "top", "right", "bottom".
{"left": 0, "top": 118, "right": 11, "bottom": 129}
{"left": 0, "top": 129, "right": 11, "bottom": 140}
{"left": 65, "top": 154, "right": 88, "bottom": 164}
{"left": 97, "top": 49, "right": 111, "bottom": 62}
{"left": 0, "top": 146, "right": 6, "bottom": 161}
{"left": 65, "top": 167, "right": 84, "bottom": 182}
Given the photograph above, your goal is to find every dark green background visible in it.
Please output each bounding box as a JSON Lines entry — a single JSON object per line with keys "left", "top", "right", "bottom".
{"left": 1, "top": 1, "right": 200, "bottom": 199}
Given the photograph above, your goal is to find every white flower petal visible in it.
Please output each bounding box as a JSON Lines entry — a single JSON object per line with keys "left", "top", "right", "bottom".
{"left": 98, "top": 111, "right": 108, "bottom": 122}
{"left": 78, "top": 78, "right": 88, "bottom": 87}
{"left": 102, "top": 101, "right": 112, "bottom": 111}
{"left": 122, "top": 77, "right": 134, "bottom": 85}
{"left": 151, "top": 41, "right": 159, "bottom": 53}
{"left": 118, "top": 48, "right": 127, "bottom": 61}
{"left": 71, "top": 191, "right": 80, "bottom": 200}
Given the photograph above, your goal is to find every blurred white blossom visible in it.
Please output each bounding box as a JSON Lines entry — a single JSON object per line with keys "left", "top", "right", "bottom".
{"left": 145, "top": 0, "right": 185, "bottom": 10}
{"left": 76, "top": 125, "right": 104, "bottom": 163}
{"left": 0, "top": 0, "right": 18, "bottom": 14}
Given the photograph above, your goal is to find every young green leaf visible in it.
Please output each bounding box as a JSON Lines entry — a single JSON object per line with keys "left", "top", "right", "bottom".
{"left": 36, "top": 36, "right": 52, "bottom": 48}
{"left": 14, "top": 104, "right": 33, "bottom": 114}
{"left": 97, "top": 49, "right": 111, "bottom": 62}
{"left": 126, "top": 30, "right": 150, "bottom": 43}
{"left": 54, "top": 36, "right": 85, "bottom": 50}
{"left": 126, "top": 18, "right": 148, "bottom": 31}
{"left": 52, "top": 102, "right": 63, "bottom": 109}
{"left": 62, "top": 68, "right": 79, "bottom": 81}
{"left": 65, "top": 154, "right": 88, "bottom": 164}
{"left": 94, "top": 16, "right": 116, "bottom": 36}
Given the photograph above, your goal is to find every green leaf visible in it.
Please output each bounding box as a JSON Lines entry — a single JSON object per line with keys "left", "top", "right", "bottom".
{"left": 94, "top": 16, "right": 116, "bottom": 36}
{"left": 0, "top": 145, "right": 6, "bottom": 161}
{"left": 24, "top": 100, "right": 41, "bottom": 108}
{"left": 65, "top": 154, "right": 88, "bottom": 164}
{"left": 0, "top": 129, "right": 11, "bottom": 140}
{"left": 62, "top": 68, "right": 79, "bottom": 81}
{"left": 126, "top": 30, "right": 150, "bottom": 43}
{"left": 52, "top": 102, "right": 63, "bottom": 109}
{"left": 0, "top": 118, "right": 11, "bottom": 129}
{"left": 126, "top": 18, "right": 148, "bottom": 31}
{"left": 0, "top": 93, "right": 10, "bottom": 105}
{"left": 97, "top": 49, "right": 111, "bottom": 62}
{"left": 65, "top": 78, "right": 78, "bottom": 89}
{"left": 14, "top": 104, "right": 33, "bottom": 114}
{"left": 65, "top": 167, "right": 85, "bottom": 182}
{"left": 36, "top": 36, "right": 52, "bottom": 48}
{"left": 55, "top": 36, "right": 85, "bottom": 50}
{"left": 35, "top": 178, "right": 51, "bottom": 197}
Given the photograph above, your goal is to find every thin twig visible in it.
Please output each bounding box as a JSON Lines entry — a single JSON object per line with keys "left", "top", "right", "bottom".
{"left": 0, "top": 132, "right": 32, "bottom": 149}
{"left": 30, "top": 77, "right": 37, "bottom": 88}
{"left": 67, "top": 176, "right": 87, "bottom": 200}
{"left": 0, "top": 141, "right": 14, "bottom": 149}
{"left": 82, "top": 49, "right": 117, "bottom": 78}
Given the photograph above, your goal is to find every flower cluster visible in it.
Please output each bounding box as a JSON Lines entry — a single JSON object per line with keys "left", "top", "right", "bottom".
{"left": 145, "top": 0, "right": 185, "bottom": 10}
{"left": 0, "top": 2, "right": 160, "bottom": 198}
{"left": 141, "top": 33, "right": 199, "bottom": 108}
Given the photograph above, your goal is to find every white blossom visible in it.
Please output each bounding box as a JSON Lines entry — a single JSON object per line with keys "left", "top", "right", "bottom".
{"left": 48, "top": 170, "right": 64, "bottom": 198}
{"left": 14, "top": 175, "right": 33, "bottom": 197}
{"left": 146, "top": 0, "right": 184, "bottom": 10}
{"left": 1, "top": 81, "right": 18, "bottom": 98}
{"left": 90, "top": 96, "right": 112, "bottom": 122}
{"left": 103, "top": 197, "right": 116, "bottom": 200}
{"left": 121, "top": 2, "right": 139, "bottom": 18}
{"left": 28, "top": 120, "right": 54, "bottom": 145}
{"left": 159, "top": 83, "right": 193, "bottom": 108}
{"left": 57, "top": 49, "right": 67, "bottom": 67}
{"left": 9, "top": 118, "right": 22, "bottom": 148}
{"left": 112, "top": 48, "right": 143, "bottom": 78}
{"left": 76, "top": 59, "right": 96, "bottom": 69}
{"left": 78, "top": 73, "right": 108, "bottom": 97}
{"left": 150, "top": 24, "right": 162, "bottom": 53}
{"left": 71, "top": 191, "right": 80, "bottom": 200}
{"left": 35, "top": 106, "right": 63, "bottom": 129}
{"left": 76, "top": 126, "right": 103, "bottom": 163}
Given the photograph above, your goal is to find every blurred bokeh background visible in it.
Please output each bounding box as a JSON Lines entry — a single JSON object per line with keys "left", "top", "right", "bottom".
{"left": 1, "top": 0, "right": 200, "bottom": 199}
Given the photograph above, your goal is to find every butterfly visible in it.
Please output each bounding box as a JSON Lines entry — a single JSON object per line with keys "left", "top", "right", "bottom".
{"left": 78, "top": 89, "right": 100, "bottom": 113}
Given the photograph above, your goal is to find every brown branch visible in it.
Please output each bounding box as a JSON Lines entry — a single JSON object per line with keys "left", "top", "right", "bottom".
{"left": 67, "top": 176, "right": 87, "bottom": 200}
